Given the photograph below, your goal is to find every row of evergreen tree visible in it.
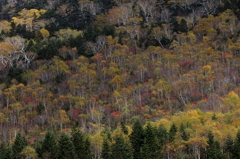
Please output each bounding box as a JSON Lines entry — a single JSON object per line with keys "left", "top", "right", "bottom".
{"left": 1, "top": 120, "right": 240, "bottom": 159}
{"left": 0, "top": 128, "right": 91, "bottom": 159}
{"left": 103, "top": 120, "right": 240, "bottom": 159}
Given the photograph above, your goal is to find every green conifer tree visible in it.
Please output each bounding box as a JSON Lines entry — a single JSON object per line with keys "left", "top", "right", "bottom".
{"left": 121, "top": 121, "right": 128, "bottom": 135}
{"left": 58, "top": 133, "right": 76, "bottom": 159}
{"left": 206, "top": 131, "right": 223, "bottom": 159}
{"left": 12, "top": 133, "right": 27, "bottom": 159}
{"left": 0, "top": 143, "right": 5, "bottom": 159}
{"left": 101, "top": 137, "right": 111, "bottom": 159}
{"left": 130, "top": 119, "right": 144, "bottom": 159}
{"left": 180, "top": 123, "right": 189, "bottom": 141}
{"left": 3, "top": 146, "right": 14, "bottom": 159}
{"left": 157, "top": 124, "right": 168, "bottom": 147}
{"left": 224, "top": 135, "right": 234, "bottom": 159}
{"left": 111, "top": 135, "right": 133, "bottom": 159}
{"left": 35, "top": 140, "right": 43, "bottom": 158}
{"left": 0, "top": 144, "right": 14, "bottom": 159}
{"left": 168, "top": 123, "right": 177, "bottom": 143}
{"left": 142, "top": 123, "right": 161, "bottom": 159}
{"left": 233, "top": 130, "right": 240, "bottom": 158}
{"left": 83, "top": 138, "right": 92, "bottom": 159}
{"left": 41, "top": 131, "right": 58, "bottom": 159}
{"left": 71, "top": 128, "right": 85, "bottom": 159}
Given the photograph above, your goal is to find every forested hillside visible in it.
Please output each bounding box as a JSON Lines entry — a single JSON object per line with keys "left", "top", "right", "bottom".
{"left": 0, "top": 0, "right": 240, "bottom": 158}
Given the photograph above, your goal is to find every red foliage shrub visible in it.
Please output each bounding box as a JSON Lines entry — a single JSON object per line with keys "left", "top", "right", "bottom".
{"left": 179, "top": 59, "right": 194, "bottom": 70}
{"left": 104, "top": 105, "right": 112, "bottom": 113}
{"left": 110, "top": 111, "right": 121, "bottom": 117}
{"left": 190, "top": 91, "right": 201, "bottom": 101}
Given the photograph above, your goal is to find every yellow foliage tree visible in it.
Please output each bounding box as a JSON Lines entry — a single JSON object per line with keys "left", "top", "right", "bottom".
{"left": 12, "top": 8, "right": 46, "bottom": 31}
{"left": 55, "top": 28, "right": 83, "bottom": 41}
{"left": 0, "top": 36, "right": 35, "bottom": 67}
{"left": 39, "top": 28, "right": 50, "bottom": 40}
{"left": 58, "top": 110, "right": 70, "bottom": 132}
{"left": 222, "top": 91, "right": 240, "bottom": 112}
{"left": 0, "top": 20, "right": 11, "bottom": 32}
{"left": 20, "top": 146, "right": 38, "bottom": 159}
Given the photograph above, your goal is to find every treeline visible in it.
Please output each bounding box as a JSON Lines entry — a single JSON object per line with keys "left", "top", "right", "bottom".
{"left": 1, "top": 119, "right": 240, "bottom": 159}
{"left": 0, "top": 128, "right": 91, "bottom": 159}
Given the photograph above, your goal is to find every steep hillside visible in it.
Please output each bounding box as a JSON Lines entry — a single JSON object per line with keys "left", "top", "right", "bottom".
{"left": 0, "top": 0, "right": 240, "bottom": 158}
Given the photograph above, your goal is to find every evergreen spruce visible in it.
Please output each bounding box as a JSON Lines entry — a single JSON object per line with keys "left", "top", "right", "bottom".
{"left": 58, "top": 133, "right": 76, "bottom": 159}
{"left": 83, "top": 138, "right": 92, "bottom": 159}
{"left": 180, "top": 124, "right": 189, "bottom": 141}
{"left": 157, "top": 124, "right": 168, "bottom": 147}
{"left": 106, "top": 131, "right": 112, "bottom": 141}
{"left": 3, "top": 146, "right": 14, "bottom": 159}
{"left": 0, "top": 144, "right": 12, "bottom": 159}
{"left": 178, "top": 19, "right": 188, "bottom": 33}
{"left": 0, "top": 143, "right": 5, "bottom": 159}
{"left": 212, "top": 113, "right": 217, "bottom": 120}
{"left": 71, "top": 128, "right": 85, "bottom": 159}
{"left": 41, "top": 131, "right": 58, "bottom": 159}
{"left": 130, "top": 119, "right": 144, "bottom": 159}
{"left": 206, "top": 131, "right": 223, "bottom": 159}
{"left": 168, "top": 123, "right": 177, "bottom": 143}
{"left": 37, "top": 41, "right": 59, "bottom": 60}
{"left": 173, "top": 18, "right": 188, "bottom": 33}
{"left": 83, "top": 25, "right": 101, "bottom": 42}
{"left": 121, "top": 121, "right": 128, "bottom": 135}
{"left": 101, "top": 138, "right": 111, "bottom": 159}
{"left": 142, "top": 123, "right": 161, "bottom": 159}
{"left": 35, "top": 140, "right": 43, "bottom": 158}
{"left": 224, "top": 135, "right": 234, "bottom": 159}
{"left": 111, "top": 135, "right": 133, "bottom": 159}
{"left": 12, "top": 133, "right": 27, "bottom": 159}
{"left": 233, "top": 130, "right": 240, "bottom": 158}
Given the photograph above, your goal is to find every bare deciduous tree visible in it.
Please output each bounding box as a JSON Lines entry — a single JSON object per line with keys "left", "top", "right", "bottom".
{"left": 96, "top": 36, "right": 108, "bottom": 51}
{"left": 150, "top": 26, "right": 166, "bottom": 49}
{"left": 137, "top": 0, "right": 157, "bottom": 24}
{"left": 108, "top": 3, "right": 133, "bottom": 26}
{"left": 79, "top": 0, "right": 101, "bottom": 16}
{"left": 161, "top": 8, "right": 172, "bottom": 24}
{"left": 0, "top": 36, "right": 36, "bottom": 68}
{"left": 200, "top": 0, "right": 221, "bottom": 16}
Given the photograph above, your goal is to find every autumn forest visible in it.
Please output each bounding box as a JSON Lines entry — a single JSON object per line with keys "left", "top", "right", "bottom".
{"left": 0, "top": 0, "right": 240, "bottom": 158}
